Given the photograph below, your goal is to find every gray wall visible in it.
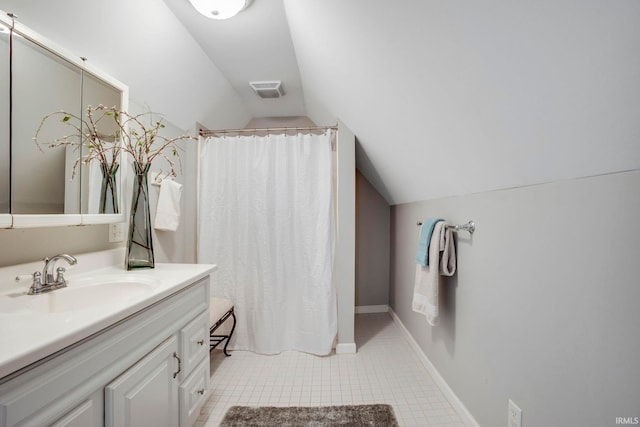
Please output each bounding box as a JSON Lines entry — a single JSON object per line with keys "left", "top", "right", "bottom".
{"left": 390, "top": 169, "right": 640, "bottom": 427}
{"left": 244, "top": 116, "right": 316, "bottom": 129}
{"left": 356, "top": 170, "right": 390, "bottom": 307}
{"left": 0, "top": 225, "right": 120, "bottom": 267}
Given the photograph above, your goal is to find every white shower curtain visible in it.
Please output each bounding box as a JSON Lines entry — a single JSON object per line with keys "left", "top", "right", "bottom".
{"left": 198, "top": 130, "right": 336, "bottom": 355}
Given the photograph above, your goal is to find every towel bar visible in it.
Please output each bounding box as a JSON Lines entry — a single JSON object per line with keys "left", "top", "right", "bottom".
{"left": 416, "top": 220, "right": 475, "bottom": 234}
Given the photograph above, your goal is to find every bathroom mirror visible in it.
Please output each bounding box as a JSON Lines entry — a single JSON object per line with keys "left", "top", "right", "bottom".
{"left": 11, "top": 30, "right": 82, "bottom": 215}
{"left": 0, "top": 22, "right": 10, "bottom": 222}
{"left": 0, "top": 11, "right": 128, "bottom": 228}
{"left": 80, "top": 69, "right": 124, "bottom": 219}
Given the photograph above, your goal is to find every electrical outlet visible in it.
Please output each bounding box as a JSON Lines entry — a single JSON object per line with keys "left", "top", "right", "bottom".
{"left": 508, "top": 399, "right": 522, "bottom": 427}
{"left": 109, "top": 223, "right": 125, "bottom": 243}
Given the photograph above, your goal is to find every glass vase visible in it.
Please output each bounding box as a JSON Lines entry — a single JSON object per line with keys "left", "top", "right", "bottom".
{"left": 126, "top": 162, "right": 154, "bottom": 270}
{"left": 99, "top": 162, "right": 119, "bottom": 214}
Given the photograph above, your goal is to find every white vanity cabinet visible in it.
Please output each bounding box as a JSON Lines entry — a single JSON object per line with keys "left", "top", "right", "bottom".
{"left": 0, "top": 275, "right": 211, "bottom": 427}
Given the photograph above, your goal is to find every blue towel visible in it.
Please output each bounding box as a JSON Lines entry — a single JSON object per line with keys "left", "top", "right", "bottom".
{"left": 415, "top": 218, "right": 444, "bottom": 266}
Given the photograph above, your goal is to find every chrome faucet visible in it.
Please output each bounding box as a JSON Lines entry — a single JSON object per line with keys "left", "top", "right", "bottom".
{"left": 42, "top": 254, "right": 77, "bottom": 288}
{"left": 16, "top": 254, "right": 78, "bottom": 295}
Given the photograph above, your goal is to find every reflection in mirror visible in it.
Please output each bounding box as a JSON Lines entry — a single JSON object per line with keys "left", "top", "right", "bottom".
{"left": 80, "top": 71, "right": 122, "bottom": 214}
{"left": 0, "top": 10, "right": 128, "bottom": 227}
{"left": 11, "top": 33, "right": 82, "bottom": 214}
{"left": 0, "top": 22, "right": 9, "bottom": 214}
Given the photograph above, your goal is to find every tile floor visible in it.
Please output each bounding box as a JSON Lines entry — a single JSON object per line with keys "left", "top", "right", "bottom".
{"left": 195, "top": 313, "right": 465, "bottom": 426}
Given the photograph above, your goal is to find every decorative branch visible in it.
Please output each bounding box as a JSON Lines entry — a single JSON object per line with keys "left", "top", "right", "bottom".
{"left": 34, "top": 104, "right": 196, "bottom": 179}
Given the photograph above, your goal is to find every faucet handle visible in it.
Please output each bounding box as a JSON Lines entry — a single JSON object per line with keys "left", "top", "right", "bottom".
{"left": 16, "top": 272, "right": 42, "bottom": 294}
{"left": 55, "top": 267, "right": 68, "bottom": 284}
{"left": 16, "top": 271, "right": 41, "bottom": 283}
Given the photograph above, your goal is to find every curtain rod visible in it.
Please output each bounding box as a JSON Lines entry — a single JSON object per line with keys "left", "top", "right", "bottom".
{"left": 198, "top": 125, "right": 338, "bottom": 137}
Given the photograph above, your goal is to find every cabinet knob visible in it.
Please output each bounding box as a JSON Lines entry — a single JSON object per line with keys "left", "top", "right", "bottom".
{"left": 197, "top": 389, "right": 205, "bottom": 395}
{"left": 197, "top": 339, "right": 205, "bottom": 346}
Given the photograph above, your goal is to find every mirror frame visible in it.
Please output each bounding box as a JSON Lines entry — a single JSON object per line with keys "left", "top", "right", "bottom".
{"left": 0, "top": 11, "right": 129, "bottom": 228}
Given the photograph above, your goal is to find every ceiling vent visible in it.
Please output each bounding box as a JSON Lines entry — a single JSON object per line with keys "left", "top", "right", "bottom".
{"left": 249, "top": 81, "right": 285, "bottom": 99}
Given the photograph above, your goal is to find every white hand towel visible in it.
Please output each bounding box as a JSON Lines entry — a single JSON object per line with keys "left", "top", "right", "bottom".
{"left": 439, "top": 224, "right": 456, "bottom": 276}
{"left": 412, "top": 221, "right": 446, "bottom": 326}
{"left": 86, "top": 160, "right": 102, "bottom": 214}
{"left": 154, "top": 179, "right": 182, "bottom": 231}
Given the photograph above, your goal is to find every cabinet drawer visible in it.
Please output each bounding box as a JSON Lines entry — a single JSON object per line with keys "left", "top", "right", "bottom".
{"left": 179, "top": 358, "right": 210, "bottom": 427}
{"left": 179, "top": 310, "right": 209, "bottom": 380}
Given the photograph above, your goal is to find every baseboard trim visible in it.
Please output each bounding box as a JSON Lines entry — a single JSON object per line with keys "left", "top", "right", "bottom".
{"left": 355, "top": 305, "right": 389, "bottom": 314}
{"left": 388, "top": 308, "right": 480, "bottom": 427}
{"left": 335, "top": 342, "right": 357, "bottom": 354}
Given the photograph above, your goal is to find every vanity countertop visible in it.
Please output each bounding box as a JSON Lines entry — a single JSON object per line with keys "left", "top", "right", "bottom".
{"left": 0, "top": 260, "right": 216, "bottom": 381}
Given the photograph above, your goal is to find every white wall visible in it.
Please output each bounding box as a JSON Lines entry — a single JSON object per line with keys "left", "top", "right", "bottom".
{"left": 334, "top": 120, "right": 356, "bottom": 353}
{"left": 285, "top": 0, "right": 640, "bottom": 205}
{"left": 0, "top": 0, "right": 250, "bottom": 131}
{"left": 390, "top": 169, "right": 640, "bottom": 426}
{"left": 355, "top": 170, "right": 390, "bottom": 307}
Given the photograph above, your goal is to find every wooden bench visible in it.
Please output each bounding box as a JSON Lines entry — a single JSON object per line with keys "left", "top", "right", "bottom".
{"left": 209, "top": 297, "right": 236, "bottom": 356}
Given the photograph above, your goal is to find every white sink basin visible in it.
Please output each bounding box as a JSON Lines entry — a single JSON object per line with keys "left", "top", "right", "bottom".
{"left": 1, "top": 275, "right": 159, "bottom": 314}
{"left": 71, "top": 274, "right": 159, "bottom": 289}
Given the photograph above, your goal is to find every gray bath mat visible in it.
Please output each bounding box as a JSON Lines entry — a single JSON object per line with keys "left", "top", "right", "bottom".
{"left": 219, "top": 404, "right": 399, "bottom": 426}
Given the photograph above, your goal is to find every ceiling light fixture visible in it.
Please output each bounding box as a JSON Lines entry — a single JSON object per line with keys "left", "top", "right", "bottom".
{"left": 188, "top": 0, "right": 251, "bottom": 20}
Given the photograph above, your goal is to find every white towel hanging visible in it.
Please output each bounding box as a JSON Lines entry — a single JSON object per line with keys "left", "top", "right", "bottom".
{"left": 154, "top": 179, "right": 182, "bottom": 231}
{"left": 439, "top": 225, "right": 456, "bottom": 277}
{"left": 412, "top": 221, "right": 456, "bottom": 326}
{"left": 412, "top": 222, "right": 445, "bottom": 325}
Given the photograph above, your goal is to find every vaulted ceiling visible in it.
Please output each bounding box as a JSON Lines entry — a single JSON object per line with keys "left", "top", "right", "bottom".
{"left": 167, "top": 0, "right": 640, "bottom": 205}
{"left": 3, "top": 0, "right": 640, "bottom": 205}
{"left": 162, "top": 0, "right": 305, "bottom": 118}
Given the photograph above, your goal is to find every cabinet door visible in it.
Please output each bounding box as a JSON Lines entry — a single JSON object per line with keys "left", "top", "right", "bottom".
{"left": 105, "top": 336, "right": 179, "bottom": 427}
{"left": 51, "top": 397, "right": 100, "bottom": 427}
